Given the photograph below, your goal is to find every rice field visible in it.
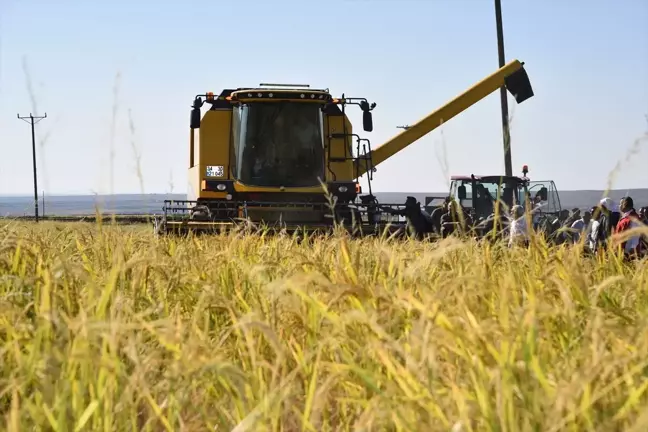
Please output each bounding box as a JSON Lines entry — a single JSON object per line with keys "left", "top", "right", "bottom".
{"left": 1, "top": 220, "right": 648, "bottom": 431}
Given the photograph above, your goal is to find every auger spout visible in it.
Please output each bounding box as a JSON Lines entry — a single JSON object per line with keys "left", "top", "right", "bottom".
{"left": 354, "top": 59, "right": 533, "bottom": 178}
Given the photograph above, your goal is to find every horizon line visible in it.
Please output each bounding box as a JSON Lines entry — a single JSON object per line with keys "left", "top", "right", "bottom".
{"left": 2, "top": 188, "right": 648, "bottom": 198}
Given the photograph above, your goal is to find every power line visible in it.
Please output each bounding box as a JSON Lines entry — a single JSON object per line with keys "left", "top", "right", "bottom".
{"left": 17, "top": 112, "right": 47, "bottom": 222}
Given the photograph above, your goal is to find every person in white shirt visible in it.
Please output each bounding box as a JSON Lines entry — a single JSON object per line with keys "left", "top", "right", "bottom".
{"left": 587, "top": 206, "right": 602, "bottom": 253}
{"left": 570, "top": 210, "right": 591, "bottom": 243}
{"left": 598, "top": 197, "right": 621, "bottom": 240}
{"left": 509, "top": 205, "right": 530, "bottom": 247}
{"left": 530, "top": 195, "right": 547, "bottom": 228}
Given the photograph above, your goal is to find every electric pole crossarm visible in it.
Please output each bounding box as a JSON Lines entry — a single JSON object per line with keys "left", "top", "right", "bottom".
{"left": 17, "top": 112, "right": 47, "bottom": 222}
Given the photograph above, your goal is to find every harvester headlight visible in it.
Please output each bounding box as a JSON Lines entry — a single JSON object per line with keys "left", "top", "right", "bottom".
{"left": 216, "top": 184, "right": 227, "bottom": 191}
{"left": 269, "top": 93, "right": 274, "bottom": 97}
{"left": 225, "top": 194, "right": 233, "bottom": 201}
{"left": 338, "top": 186, "right": 348, "bottom": 193}
{"left": 300, "top": 94, "right": 305, "bottom": 98}
{"left": 247, "top": 93, "right": 253, "bottom": 97}
{"left": 257, "top": 93, "right": 262, "bottom": 97}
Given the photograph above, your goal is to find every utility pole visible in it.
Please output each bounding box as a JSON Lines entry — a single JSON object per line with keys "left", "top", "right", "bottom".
{"left": 494, "top": 0, "right": 512, "bottom": 177}
{"left": 17, "top": 112, "right": 47, "bottom": 222}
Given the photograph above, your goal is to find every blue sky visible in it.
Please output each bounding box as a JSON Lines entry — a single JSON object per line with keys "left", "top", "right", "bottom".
{"left": 1, "top": 0, "right": 647, "bottom": 196}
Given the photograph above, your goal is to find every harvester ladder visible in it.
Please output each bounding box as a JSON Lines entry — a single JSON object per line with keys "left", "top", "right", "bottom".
{"left": 326, "top": 94, "right": 375, "bottom": 196}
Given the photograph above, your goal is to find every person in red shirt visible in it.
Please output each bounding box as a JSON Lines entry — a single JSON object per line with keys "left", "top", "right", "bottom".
{"left": 615, "top": 196, "right": 643, "bottom": 258}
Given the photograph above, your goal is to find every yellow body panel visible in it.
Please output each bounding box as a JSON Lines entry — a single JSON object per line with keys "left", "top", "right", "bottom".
{"left": 189, "top": 129, "right": 195, "bottom": 167}
{"left": 198, "top": 109, "right": 232, "bottom": 189}
{"left": 199, "top": 191, "right": 228, "bottom": 199}
{"left": 324, "top": 114, "right": 354, "bottom": 182}
{"left": 232, "top": 182, "right": 324, "bottom": 194}
{"left": 238, "top": 207, "right": 324, "bottom": 223}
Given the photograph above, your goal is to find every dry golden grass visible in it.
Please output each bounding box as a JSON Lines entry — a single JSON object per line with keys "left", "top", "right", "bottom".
{"left": 1, "top": 221, "right": 648, "bottom": 431}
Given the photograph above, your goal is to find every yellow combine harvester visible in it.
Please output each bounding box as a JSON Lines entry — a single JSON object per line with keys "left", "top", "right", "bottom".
{"left": 157, "top": 59, "right": 535, "bottom": 235}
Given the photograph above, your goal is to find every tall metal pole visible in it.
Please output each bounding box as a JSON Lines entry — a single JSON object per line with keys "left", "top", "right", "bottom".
{"left": 17, "top": 112, "right": 47, "bottom": 222}
{"left": 495, "top": 0, "right": 512, "bottom": 177}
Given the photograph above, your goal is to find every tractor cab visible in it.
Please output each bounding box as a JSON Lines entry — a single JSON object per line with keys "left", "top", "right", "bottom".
{"left": 448, "top": 174, "right": 527, "bottom": 221}
{"left": 442, "top": 165, "right": 562, "bottom": 222}
{"left": 419, "top": 165, "right": 563, "bottom": 238}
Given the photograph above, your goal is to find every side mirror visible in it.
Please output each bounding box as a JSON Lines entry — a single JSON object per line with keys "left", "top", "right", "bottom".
{"left": 190, "top": 108, "right": 201, "bottom": 129}
{"left": 458, "top": 185, "right": 467, "bottom": 200}
{"left": 190, "top": 97, "right": 203, "bottom": 129}
{"left": 363, "top": 111, "right": 373, "bottom": 132}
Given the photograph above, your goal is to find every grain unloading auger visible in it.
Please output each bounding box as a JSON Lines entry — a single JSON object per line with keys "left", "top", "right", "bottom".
{"left": 155, "top": 60, "right": 535, "bottom": 236}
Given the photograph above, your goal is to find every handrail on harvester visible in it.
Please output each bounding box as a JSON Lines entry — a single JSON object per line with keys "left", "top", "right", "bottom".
{"left": 354, "top": 59, "right": 534, "bottom": 178}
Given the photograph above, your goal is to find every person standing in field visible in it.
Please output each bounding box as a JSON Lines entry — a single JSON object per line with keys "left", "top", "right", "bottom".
{"left": 587, "top": 206, "right": 603, "bottom": 253}
{"left": 429, "top": 196, "right": 452, "bottom": 235}
{"left": 639, "top": 206, "right": 648, "bottom": 254}
{"left": 380, "top": 196, "right": 434, "bottom": 240}
{"left": 564, "top": 208, "right": 581, "bottom": 228}
{"left": 570, "top": 210, "right": 592, "bottom": 243}
{"left": 508, "top": 205, "right": 530, "bottom": 247}
{"left": 531, "top": 194, "right": 545, "bottom": 227}
{"left": 614, "top": 196, "right": 644, "bottom": 258}
{"left": 639, "top": 206, "right": 647, "bottom": 224}
{"left": 589, "top": 197, "right": 619, "bottom": 250}
{"left": 548, "top": 209, "right": 571, "bottom": 245}
{"left": 440, "top": 199, "right": 473, "bottom": 238}
{"left": 599, "top": 197, "right": 621, "bottom": 238}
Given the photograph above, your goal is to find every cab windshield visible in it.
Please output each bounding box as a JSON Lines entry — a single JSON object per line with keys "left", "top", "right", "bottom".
{"left": 233, "top": 102, "right": 325, "bottom": 187}
{"left": 452, "top": 177, "right": 524, "bottom": 216}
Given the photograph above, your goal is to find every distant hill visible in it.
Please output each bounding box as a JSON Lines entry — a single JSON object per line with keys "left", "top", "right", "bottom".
{"left": 1, "top": 190, "right": 647, "bottom": 217}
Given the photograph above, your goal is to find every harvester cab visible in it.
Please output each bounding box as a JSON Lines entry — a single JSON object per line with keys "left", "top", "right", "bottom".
{"left": 163, "top": 83, "right": 380, "bottom": 234}
{"left": 159, "top": 59, "right": 537, "bottom": 236}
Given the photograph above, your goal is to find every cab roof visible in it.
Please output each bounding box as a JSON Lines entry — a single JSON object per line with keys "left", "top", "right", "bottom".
{"left": 450, "top": 175, "right": 525, "bottom": 182}
{"left": 229, "top": 87, "right": 333, "bottom": 103}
